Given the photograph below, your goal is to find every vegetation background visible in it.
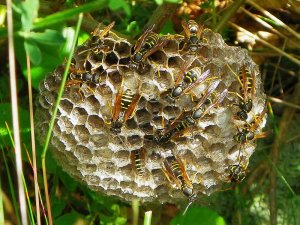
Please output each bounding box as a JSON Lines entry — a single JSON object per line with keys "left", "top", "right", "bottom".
{"left": 0, "top": 0, "right": 300, "bottom": 224}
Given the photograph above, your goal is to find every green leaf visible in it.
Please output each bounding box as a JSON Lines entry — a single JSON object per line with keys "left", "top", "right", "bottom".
{"left": 126, "top": 21, "right": 138, "bottom": 33}
{"left": 115, "top": 217, "right": 127, "bottom": 225}
{"left": 0, "top": 5, "right": 6, "bottom": 27}
{"left": 32, "top": 0, "right": 108, "bottom": 30}
{"left": 165, "top": 0, "right": 181, "bottom": 3}
{"left": 24, "top": 39, "right": 42, "bottom": 65}
{"left": 161, "top": 19, "right": 176, "bottom": 34}
{"left": 0, "top": 75, "right": 10, "bottom": 100}
{"left": 14, "top": 0, "right": 39, "bottom": 31}
{"left": 171, "top": 207, "right": 227, "bottom": 225}
{"left": 61, "top": 27, "right": 76, "bottom": 55}
{"left": 108, "top": 0, "right": 131, "bottom": 16}
{"left": 58, "top": 170, "right": 78, "bottom": 192}
{"left": 51, "top": 199, "right": 66, "bottom": 218}
{"left": 154, "top": 0, "right": 164, "bottom": 5}
{"left": 0, "top": 103, "right": 30, "bottom": 148}
{"left": 54, "top": 211, "right": 86, "bottom": 225}
{"left": 27, "top": 30, "right": 65, "bottom": 45}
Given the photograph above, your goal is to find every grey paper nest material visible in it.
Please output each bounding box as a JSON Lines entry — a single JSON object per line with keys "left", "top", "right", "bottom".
{"left": 36, "top": 24, "right": 267, "bottom": 204}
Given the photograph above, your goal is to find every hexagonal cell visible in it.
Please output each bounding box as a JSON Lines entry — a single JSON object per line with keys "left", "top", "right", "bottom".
{"left": 60, "top": 131, "right": 77, "bottom": 149}
{"left": 148, "top": 50, "right": 167, "bottom": 65}
{"left": 155, "top": 70, "right": 174, "bottom": 89}
{"left": 107, "top": 71, "right": 122, "bottom": 86}
{"left": 59, "top": 99, "right": 73, "bottom": 115}
{"left": 105, "top": 52, "right": 119, "bottom": 65}
{"left": 125, "top": 118, "right": 138, "bottom": 130}
{"left": 127, "top": 135, "right": 143, "bottom": 147}
{"left": 38, "top": 95, "right": 52, "bottom": 109}
{"left": 135, "top": 108, "right": 152, "bottom": 124}
{"left": 72, "top": 125, "right": 91, "bottom": 143}
{"left": 163, "top": 39, "right": 181, "bottom": 53}
{"left": 87, "top": 51, "right": 104, "bottom": 64}
{"left": 167, "top": 56, "right": 184, "bottom": 68}
{"left": 89, "top": 133, "right": 109, "bottom": 147}
{"left": 57, "top": 116, "right": 74, "bottom": 133}
{"left": 70, "top": 107, "right": 88, "bottom": 125}
{"left": 86, "top": 115, "right": 105, "bottom": 134}
{"left": 114, "top": 41, "right": 131, "bottom": 57}
{"left": 84, "top": 95, "right": 101, "bottom": 115}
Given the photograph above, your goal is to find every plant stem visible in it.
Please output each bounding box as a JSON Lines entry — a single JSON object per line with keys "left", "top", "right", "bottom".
{"left": 6, "top": 0, "right": 28, "bottom": 224}
{"left": 143, "top": 211, "right": 152, "bottom": 225}
{"left": 26, "top": 53, "right": 41, "bottom": 225}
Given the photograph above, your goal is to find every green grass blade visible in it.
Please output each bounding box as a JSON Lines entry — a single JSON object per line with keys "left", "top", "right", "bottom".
{"left": 1, "top": 146, "right": 21, "bottom": 225}
{"left": 0, "top": 178, "right": 4, "bottom": 225}
{"left": 143, "top": 211, "right": 152, "bottom": 225}
{"left": 32, "top": 0, "right": 107, "bottom": 30}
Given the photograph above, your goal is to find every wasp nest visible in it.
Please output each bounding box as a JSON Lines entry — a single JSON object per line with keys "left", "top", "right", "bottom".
{"left": 36, "top": 21, "right": 267, "bottom": 204}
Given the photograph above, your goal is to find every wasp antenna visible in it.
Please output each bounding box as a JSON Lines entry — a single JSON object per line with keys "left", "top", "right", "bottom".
{"left": 182, "top": 200, "right": 193, "bottom": 216}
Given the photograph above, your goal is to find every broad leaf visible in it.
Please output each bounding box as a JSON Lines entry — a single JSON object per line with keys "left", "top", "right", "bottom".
{"left": 171, "top": 207, "right": 227, "bottom": 225}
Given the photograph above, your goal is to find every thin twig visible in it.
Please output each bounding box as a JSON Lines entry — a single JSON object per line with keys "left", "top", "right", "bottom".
{"left": 268, "top": 96, "right": 300, "bottom": 110}
{"left": 240, "top": 7, "right": 298, "bottom": 48}
{"left": 26, "top": 53, "right": 41, "bottom": 225}
{"left": 6, "top": 0, "right": 28, "bottom": 224}
{"left": 229, "top": 22, "right": 300, "bottom": 66}
{"left": 246, "top": 0, "right": 300, "bottom": 41}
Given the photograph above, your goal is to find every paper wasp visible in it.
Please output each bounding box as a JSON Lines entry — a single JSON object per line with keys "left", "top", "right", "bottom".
{"left": 181, "top": 20, "right": 204, "bottom": 53}
{"left": 228, "top": 162, "right": 247, "bottom": 184}
{"left": 228, "top": 65, "right": 255, "bottom": 121}
{"left": 234, "top": 107, "right": 268, "bottom": 144}
{"left": 111, "top": 83, "right": 141, "bottom": 133}
{"left": 130, "top": 25, "right": 168, "bottom": 69}
{"left": 77, "top": 21, "right": 115, "bottom": 56}
{"left": 165, "top": 68, "right": 211, "bottom": 103}
{"left": 64, "top": 63, "right": 103, "bottom": 99}
{"left": 158, "top": 81, "right": 226, "bottom": 143}
{"left": 162, "top": 156, "right": 196, "bottom": 204}
{"left": 130, "top": 147, "right": 147, "bottom": 177}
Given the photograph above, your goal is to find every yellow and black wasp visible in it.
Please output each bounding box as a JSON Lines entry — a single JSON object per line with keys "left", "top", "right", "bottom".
{"left": 158, "top": 81, "right": 226, "bottom": 143}
{"left": 111, "top": 82, "right": 141, "bottom": 133}
{"left": 130, "top": 25, "right": 169, "bottom": 69}
{"left": 130, "top": 147, "right": 147, "bottom": 177}
{"left": 165, "top": 67, "right": 211, "bottom": 103}
{"left": 64, "top": 62, "right": 104, "bottom": 100}
{"left": 234, "top": 107, "right": 268, "bottom": 144}
{"left": 77, "top": 21, "right": 115, "bottom": 56}
{"left": 228, "top": 65, "right": 255, "bottom": 121}
{"left": 181, "top": 20, "right": 205, "bottom": 53}
{"left": 162, "top": 155, "right": 196, "bottom": 204}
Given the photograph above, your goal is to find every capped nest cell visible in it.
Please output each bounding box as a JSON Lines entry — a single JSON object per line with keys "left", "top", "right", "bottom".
{"left": 36, "top": 21, "right": 267, "bottom": 204}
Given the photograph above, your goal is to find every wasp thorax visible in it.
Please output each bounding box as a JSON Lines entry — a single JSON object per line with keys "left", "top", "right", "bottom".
{"left": 172, "top": 86, "right": 183, "bottom": 97}
{"left": 36, "top": 20, "right": 266, "bottom": 204}
{"left": 189, "top": 36, "right": 199, "bottom": 45}
{"left": 182, "top": 186, "right": 194, "bottom": 198}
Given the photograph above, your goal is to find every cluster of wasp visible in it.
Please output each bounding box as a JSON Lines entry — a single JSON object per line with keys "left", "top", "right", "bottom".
{"left": 37, "top": 19, "right": 267, "bottom": 206}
